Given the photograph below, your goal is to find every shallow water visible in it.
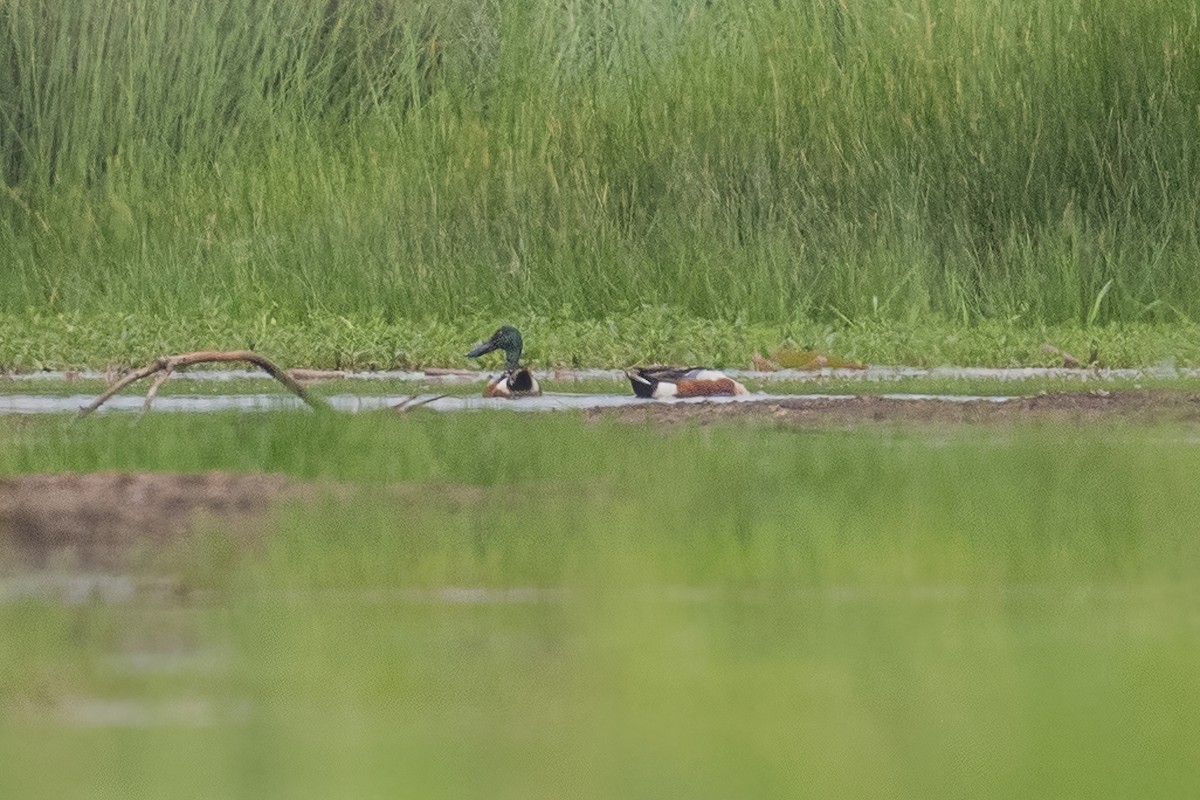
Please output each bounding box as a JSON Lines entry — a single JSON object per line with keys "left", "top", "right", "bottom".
{"left": 2, "top": 363, "right": 1189, "bottom": 415}
{"left": 0, "top": 391, "right": 1017, "bottom": 415}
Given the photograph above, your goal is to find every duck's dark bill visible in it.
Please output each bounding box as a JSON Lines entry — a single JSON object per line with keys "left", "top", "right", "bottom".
{"left": 467, "top": 341, "right": 498, "bottom": 358}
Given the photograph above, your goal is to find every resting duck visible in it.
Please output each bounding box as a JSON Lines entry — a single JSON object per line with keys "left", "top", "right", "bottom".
{"left": 466, "top": 325, "right": 542, "bottom": 397}
{"left": 625, "top": 367, "right": 748, "bottom": 399}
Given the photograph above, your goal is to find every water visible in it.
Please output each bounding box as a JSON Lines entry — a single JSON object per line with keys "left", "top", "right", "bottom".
{"left": 0, "top": 392, "right": 1017, "bottom": 415}
{"left": 8, "top": 362, "right": 1187, "bottom": 414}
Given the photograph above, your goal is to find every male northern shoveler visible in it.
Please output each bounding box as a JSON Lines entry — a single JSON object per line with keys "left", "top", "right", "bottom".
{"left": 466, "top": 325, "right": 542, "bottom": 397}
{"left": 625, "top": 366, "right": 748, "bottom": 399}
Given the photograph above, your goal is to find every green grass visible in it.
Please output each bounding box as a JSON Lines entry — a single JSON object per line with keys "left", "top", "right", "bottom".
{"left": 4, "top": 310, "right": 1200, "bottom": 371}
{"left": 2, "top": 0, "right": 1200, "bottom": 365}
{"left": 2, "top": 413, "right": 1199, "bottom": 798}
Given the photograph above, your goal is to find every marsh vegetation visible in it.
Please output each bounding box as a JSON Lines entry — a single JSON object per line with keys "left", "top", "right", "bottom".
{"left": 2, "top": 3, "right": 1198, "bottom": 795}
{"left": 2, "top": 0, "right": 1199, "bottom": 368}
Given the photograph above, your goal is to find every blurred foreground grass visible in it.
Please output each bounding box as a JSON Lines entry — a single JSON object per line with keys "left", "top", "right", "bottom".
{"left": 1, "top": 412, "right": 1198, "bottom": 798}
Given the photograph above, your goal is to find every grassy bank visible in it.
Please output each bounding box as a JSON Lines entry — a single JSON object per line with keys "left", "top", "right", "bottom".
{"left": 2, "top": 413, "right": 1199, "bottom": 798}
{"left": 2, "top": 0, "right": 1199, "bottom": 352}
{"left": 3, "top": 310, "right": 1200, "bottom": 371}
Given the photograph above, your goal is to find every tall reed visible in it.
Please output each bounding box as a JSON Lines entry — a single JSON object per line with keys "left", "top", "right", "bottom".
{"left": 2, "top": 0, "right": 1197, "bottom": 326}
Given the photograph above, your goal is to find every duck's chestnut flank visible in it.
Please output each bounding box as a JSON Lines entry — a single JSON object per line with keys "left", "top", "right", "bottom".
{"left": 626, "top": 367, "right": 748, "bottom": 399}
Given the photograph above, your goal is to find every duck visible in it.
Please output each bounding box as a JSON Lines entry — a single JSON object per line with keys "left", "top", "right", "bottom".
{"left": 466, "top": 325, "right": 542, "bottom": 397}
{"left": 625, "top": 366, "right": 748, "bottom": 399}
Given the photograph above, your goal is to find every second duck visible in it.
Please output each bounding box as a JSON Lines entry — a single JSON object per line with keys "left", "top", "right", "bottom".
{"left": 625, "top": 366, "right": 747, "bottom": 399}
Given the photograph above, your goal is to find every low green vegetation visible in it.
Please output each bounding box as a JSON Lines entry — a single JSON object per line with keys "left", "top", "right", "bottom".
{"left": 3, "top": 310, "right": 1200, "bottom": 372}
{"left": 3, "top": 0, "right": 1199, "bottom": 370}
{"left": 2, "top": 413, "right": 1199, "bottom": 798}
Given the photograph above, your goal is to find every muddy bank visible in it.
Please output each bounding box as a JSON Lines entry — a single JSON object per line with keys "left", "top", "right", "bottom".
{"left": 0, "top": 472, "right": 485, "bottom": 572}
{"left": 588, "top": 390, "right": 1200, "bottom": 427}
{"left": 0, "top": 472, "right": 294, "bottom": 571}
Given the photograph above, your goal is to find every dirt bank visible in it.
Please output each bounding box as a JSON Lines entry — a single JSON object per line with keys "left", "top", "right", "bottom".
{"left": 588, "top": 390, "right": 1200, "bottom": 428}
{"left": 0, "top": 472, "right": 297, "bottom": 571}
{"left": 0, "top": 472, "right": 498, "bottom": 573}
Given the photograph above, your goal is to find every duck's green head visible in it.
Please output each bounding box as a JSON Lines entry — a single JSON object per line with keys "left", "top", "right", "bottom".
{"left": 467, "top": 325, "right": 524, "bottom": 370}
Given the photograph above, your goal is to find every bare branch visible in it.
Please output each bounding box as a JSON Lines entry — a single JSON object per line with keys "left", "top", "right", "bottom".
{"left": 79, "top": 351, "right": 329, "bottom": 416}
{"left": 142, "top": 367, "right": 175, "bottom": 414}
{"left": 392, "top": 394, "right": 448, "bottom": 413}
{"left": 80, "top": 358, "right": 170, "bottom": 416}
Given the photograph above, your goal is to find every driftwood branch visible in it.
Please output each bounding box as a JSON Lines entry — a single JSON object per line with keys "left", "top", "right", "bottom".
{"left": 79, "top": 350, "right": 329, "bottom": 416}
{"left": 392, "top": 394, "right": 448, "bottom": 413}
{"left": 141, "top": 366, "right": 175, "bottom": 413}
